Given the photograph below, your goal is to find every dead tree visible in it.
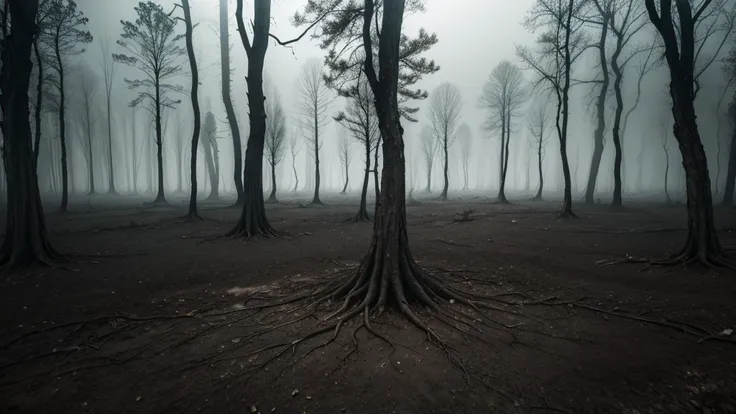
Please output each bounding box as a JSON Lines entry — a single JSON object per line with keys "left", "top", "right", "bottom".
{"left": 70, "top": 63, "right": 97, "bottom": 194}
{"left": 659, "top": 110, "right": 673, "bottom": 204}
{"left": 43, "top": 0, "right": 92, "bottom": 212}
{"left": 335, "top": 75, "right": 380, "bottom": 221}
{"left": 479, "top": 60, "right": 528, "bottom": 204}
{"left": 456, "top": 123, "right": 472, "bottom": 191}
{"left": 518, "top": 0, "right": 587, "bottom": 218}
{"left": 114, "top": 1, "right": 185, "bottom": 205}
{"left": 337, "top": 128, "right": 352, "bottom": 194}
{"left": 98, "top": 34, "right": 117, "bottom": 194}
{"left": 642, "top": 0, "right": 733, "bottom": 267}
{"left": 264, "top": 81, "right": 286, "bottom": 204}
{"left": 420, "top": 125, "right": 437, "bottom": 193}
{"left": 428, "top": 82, "right": 462, "bottom": 201}
{"left": 220, "top": 0, "right": 244, "bottom": 206}
{"left": 528, "top": 97, "right": 551, "bottom": 200}
{"left": 200, "top": 110, "right": 220, "bottom": 201}
{"left": 297, "top": 59, "right": 331, "bottom": 205}
{"left": 0, "top": 0, "right": 61, "bottom": 268}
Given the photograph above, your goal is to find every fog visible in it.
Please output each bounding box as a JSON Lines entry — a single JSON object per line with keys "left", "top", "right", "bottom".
{"left": 24, "top": 0, "right": 735, "bottom": 204}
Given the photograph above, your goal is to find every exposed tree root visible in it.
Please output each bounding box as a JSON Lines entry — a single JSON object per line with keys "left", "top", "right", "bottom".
{"left": 597, "top": 237, "right": 736, "bottom": 272}
{"left": 556, "top": 210, "right": 577, "bottom": 219}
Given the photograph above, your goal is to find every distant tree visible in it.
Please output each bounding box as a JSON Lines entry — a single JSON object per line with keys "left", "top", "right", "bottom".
{"left": 297, "top": 59, "right": 331, "bottom": 205}
{"left": 456, "top": 123, "right": 472, "bottom": 191}
{"left": 200, "top": 110, "right": 220, "bottom": 201}
{"left": 264, "top": 82, "right": 286, "bottom": 203}
{"left": 334, "top": 75, "right": 380, "bottom": 221}
{"left": 479, "top": 61, "right": 528, "bottom": 203}
{"left": 658, "top": 109, "right": 673, "bottom": 204}
{"left": 420, "top": 125, "right": 438, "bottom": 193}
{"left": 642, "top": 0, "right": 732, "bottom": 267}
{"left": 527, "top": 98, "right": 551, "bottom": 200}
{"left": 43, "top": 0, "right": 92, "bottom": 212}
{"left": 114, "top": 1, "right": 185, "bottom": 205}
{"left": 289, "top": 134, "right": 301, "bottom": 193}
{"left": 1, "top": 0, "right": 61, "bottom": 268}
{"left": 98, "top": 34, "right": 118, "bottom": 195}
{"left": 70, "top": 63, "right": 97, "bottom": 194}
{"left": 517, "top": 0, "right": 587, "bottom": 217}
{"left": 428, "top": 82, "right": 462, "bottom": 201}
{"left": 175, "top": 0, "right": 202, "bottom": 220}
{"left": 219, "top": 0, "right": 243, "bottom": 206}
{"left": 337, "top": 128, "right": 353, "bottom": 194}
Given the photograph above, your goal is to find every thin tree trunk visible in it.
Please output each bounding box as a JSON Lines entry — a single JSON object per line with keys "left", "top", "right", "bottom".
{"left": 220, "top": 0, "right": 244, "bottom": 206}
{"left": 312, "top": 113, "right": 322, "bottom": 204}
{"left": 663, "top": 145, "right": 671, "bottom": 204}
{"left": 202, "top": 135, "right": 219, "bottom": 200}
{"left": 497, "top": 112, "right": 508, "bottom": 203}
{"left": 341, "top": 158, "right": 349, "bottom": 193}
{"left": 106, "top": 82, "right": 116, "bottom": 194}
{"left": 585, "top": 17, "right": 609, "bottom": 204}
{"left": 535, "top": 128, "right": 544, "bottom": 200}
{"left": 355, "top": 136, "right": 371, "bottom": 222}
{"left": 267, "top": 159, "right": 277, "bottom": 202}
{"left": 440, "top": 131, "right": 448, "bottom": 200}
{"left": 182, "top": 0, "right": 201, "bottom": 219}
{"left": 721, "top": 124, "right": 736, "bottom": 205}
{"left": 291, "top": 154, "right": 299, "bottom": 192}
{"left": 86, "top": 99, "right": 94, "bottom": 194}
{"left": 373, "top": 135, "right": 380, "bottom": 200}
{"left": 154, "top": 79, "right": 166, "bottom": 204}
{"left": 54, "top": 36, "right": 69, "bottom": 212}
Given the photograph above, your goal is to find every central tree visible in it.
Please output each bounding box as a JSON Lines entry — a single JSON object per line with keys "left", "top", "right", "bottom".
{"left": 428, "top": 82, "right": 462, "bottom": 201}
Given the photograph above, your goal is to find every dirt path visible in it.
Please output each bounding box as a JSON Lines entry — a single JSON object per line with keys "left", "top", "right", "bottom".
{"left": 1, "top": 195, "right": 735, "bottom": 413}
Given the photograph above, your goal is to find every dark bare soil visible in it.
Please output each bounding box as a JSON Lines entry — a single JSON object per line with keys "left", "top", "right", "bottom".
{"left": 1, "top": 192, "right": 735, "bottom": 413}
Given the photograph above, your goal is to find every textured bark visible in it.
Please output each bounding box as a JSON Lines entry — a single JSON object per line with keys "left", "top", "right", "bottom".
{"left": 33, "top": 38, "right": 42, "bottom": 168}
{"left": 355, "top": 136, "right": 372, "bottom": 222}
{"left": 153, "top": 79, "right": 166, "bottom": 204}
{"left": 220, "top": 0, "right": 244, "bottom": 206}
{"left": 0, "top": 0, "right": 61, "bottom": 268}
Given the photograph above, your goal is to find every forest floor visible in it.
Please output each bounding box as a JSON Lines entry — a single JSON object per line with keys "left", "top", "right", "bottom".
{"left": 1, "top": 192, "right": 735, "bottom": 414}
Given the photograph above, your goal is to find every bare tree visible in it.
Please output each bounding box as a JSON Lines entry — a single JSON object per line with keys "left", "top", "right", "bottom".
{"left": 337, "top": 128, "right": 353, "bottom": 194}
{"left": 528, "top": 97, "right": 551, "bottom": 200}
{"left": 335, "top": 75, "right": 380, "bottom": 221}
{"left": 659, "top": 109, "right": 673, "bottom": 204}
{"left": 70, "top": 63, "right": 97, "bottom": 194}
{"left": 479, "top": 60, "right": 528, "bottom": 203}
{"left": 420, "top": 125, "right": 437, "bottom": 193}
{"left": 1, "top": 0, "right": 61, "bottom": 268}
{"left": 428, "top": 82, "right": 462, "bottom": 201}
{"left": 297, "top": 59, "right": 332, "bottom": 205}
{"left": 200, "top": 110, "right": 220, "bottom": 201}
{"left": 114, "top": 1, "right": 185, "bottom": 205}
{"left": 456, "top": 123, "right": 472, "bottom": 191}
{"left": 641, "top": 0, "right": 732, "bottom": 267}
{"left": 99, "top": 34, "right": 118, "bottom": 194}
{"left": 517, "top": 0, "right": 588, "bottom": 217}
{"left": 43, "top": 0, "right": 92, "bottom": 212}
{"left": 265, "top": 82, "right": 286, "bottom": 203}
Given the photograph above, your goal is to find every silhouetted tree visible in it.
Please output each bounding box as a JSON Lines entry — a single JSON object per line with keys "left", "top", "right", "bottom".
{"left": 480, "top": 61, "right": 527, "bottom": 203}
{"left": 337, "top": 128, "right": 353, "bottom": 194}
{"left": 518, "top": 0, "right": 587, "bottom": 217}
{"left": 289, "top": 134, "right": 300, "bottom": 193}
{"left": 420, "top": 125, "right": 437, "bottom": 193}
{"left": 70, "top": 63, "right": 97, "bottom": 194}
{"left": 643, "top": 0, "right": 732, "bottom": 267}
{"left": 527, "top": 98, "right": 551, "bottom": 200}
{"left": 200, "top": 110, "right": 219, "bottom": 201}
{"left": 265, "top": 82, "right": 286, "bottom": 203}
{"left": 428, "top": 82, "right": 462, "bottom": 201}
{"left": 114, "top": 1, "right": 185, "bottom": 205}
{"left": 1, "top": 0, "right": 61, "bottom": 268}
{"left": 98, "top": 34, "right": 118, "bottom": 194}
{"left": 335, "top": 75, "right": 380, "bottom": 221}
{"left": 220, "top": 0, "right": 244, "bottom": 206}
{"left": 456, "top": 123, "right": 472, "bottom": 191}
{"left": 43, "top": 0, "right": 92, "bottom": 212}
{"left": 297, "top": 59, "right": 331, "bottom": 205}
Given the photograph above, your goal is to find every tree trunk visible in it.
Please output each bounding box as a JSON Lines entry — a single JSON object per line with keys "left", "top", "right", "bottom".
{"left": 106, "top": 82, "right": 116, "bottom": 194}
{"left": 267, "top": 159, "right": 277, "bottom": 203}
{"left": 227, "top": 0, "right": 279, "bottom": 238}
{"left": 54, "top": 36, "right": 69, "bottom": 212}
{"left": 182, "top": 0, "right": 201, "bottom": 219}
{"left": 425, "top": 161, "right": 432, "bottom": 193}
{"left": 32, "top": 37, "right": 42, "bottom": 168}
{"left": 535, "top": 133, "right": 544, "bottom": 200}
{"left": 341, "top": 158, "right": 349, "bottom": 193}
{"left": 610, "top": 36, "right": 624, "bottom": 206}
{"left": 497, "top": 112, "right": 508, "bottom": 203}
{"left": 312, "top": 114, "right": 322, "bottom": 204}
{"left": 355, "top": 137, "right": 371, "bottom": 222}
{"left": 439, "top": 132, "right": 448, "bottom": 201}
{"left": 86, "top": 102, "right": 94, "bottom": 194}
{"left": 220, "top": 0, "right": 244, "bottom": 206}
{"left": 154, "top": 77, "right": 166, "bottom": 204}
{"left": 664, "top": 146, "right": 672, "bottom": 204}
{"left": 291, "top": 154, "right": 299, "bottom": 192}
{"left": 0, "top": 0, "right": 60, "bottom": 268}
{"left": 202, "top": 134, "right": 219, "bottom": 200}
{"left": 585, "top": 18, "right": 609, "bottom": 205}
{"left": 722, "top": 124, "right": 736, "bottom": 206}
{"left": 373, "top": 135, "right": 380, "bottom": 200}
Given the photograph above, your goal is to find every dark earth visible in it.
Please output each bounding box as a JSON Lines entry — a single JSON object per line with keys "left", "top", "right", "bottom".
{"left": 1, "top": 192, "right": 735, "bottom": 413}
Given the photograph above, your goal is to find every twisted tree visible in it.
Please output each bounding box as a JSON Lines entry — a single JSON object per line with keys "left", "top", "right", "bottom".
{"left": 114, "top": 1, "right": 185, "bottom": 205}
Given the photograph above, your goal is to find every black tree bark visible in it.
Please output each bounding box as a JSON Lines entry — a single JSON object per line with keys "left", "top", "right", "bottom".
{"left": 32, "top": 37, "right": 42, "bottom": 168}
{"left": 585, "top": 16, "right": 609, "bottom": 205}
{"left": 182, "top": 0, "right": 202, "bottom": 220}
{"left": 220, "top": 0, "right": 244, "bottom": 206}
{"left": 0, "top": 0, "right": 61, "bottom": 268}
{"left": 53, "top": 31, "right": 69, "bottom": 212}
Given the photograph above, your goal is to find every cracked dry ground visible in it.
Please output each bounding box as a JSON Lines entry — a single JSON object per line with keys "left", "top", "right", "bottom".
{"left": 1, "top": 196, "right": 735, "bottom": 413}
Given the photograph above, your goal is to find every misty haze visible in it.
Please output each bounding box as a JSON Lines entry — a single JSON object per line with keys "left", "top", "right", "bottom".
{"left": 1, "top": 0, "right": 736, "bottom": 412}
